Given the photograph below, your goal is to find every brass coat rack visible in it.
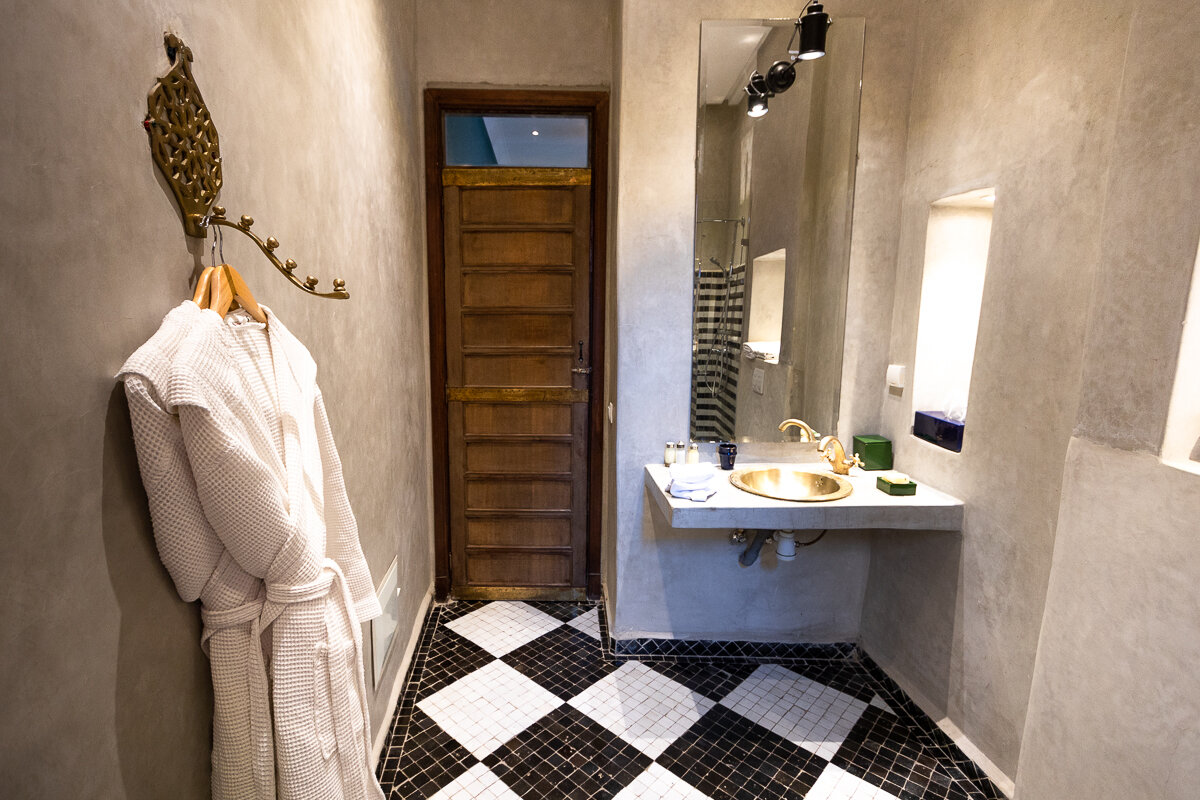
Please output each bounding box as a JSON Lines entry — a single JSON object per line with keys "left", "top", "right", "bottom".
{"left": 144, "top": 33, "right": 348, "bottom": 300}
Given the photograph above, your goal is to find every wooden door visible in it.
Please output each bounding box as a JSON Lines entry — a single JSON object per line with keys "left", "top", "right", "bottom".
{"left": 442, "top": 167, "right": 593, "bottom": 599}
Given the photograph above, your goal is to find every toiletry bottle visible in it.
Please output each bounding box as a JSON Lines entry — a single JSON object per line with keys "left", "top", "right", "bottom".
{"left": 664, "top": 441, "right": 677, "bottom": 466}
{"left": 686, "top": 442, "right": 700, "bottom": 464}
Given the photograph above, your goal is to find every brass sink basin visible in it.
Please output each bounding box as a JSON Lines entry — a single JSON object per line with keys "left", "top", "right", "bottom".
{"left": 729, "top": 467, "right": 853, "bottom": 502}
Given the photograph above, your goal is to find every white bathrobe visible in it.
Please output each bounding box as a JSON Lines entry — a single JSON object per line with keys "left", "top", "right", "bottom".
{"left": 120, "top": 301, "right": 384, "bottom": 800}
{"left": 120, "top": 301, "right": 276, "bottom": 799}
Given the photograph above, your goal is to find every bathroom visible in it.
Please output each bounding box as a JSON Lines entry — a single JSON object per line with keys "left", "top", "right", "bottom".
{"left": 1, "top": 0, "right": 1198, "bottom": 798}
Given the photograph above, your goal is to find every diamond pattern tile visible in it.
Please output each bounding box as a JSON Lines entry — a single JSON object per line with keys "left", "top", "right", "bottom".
{"left": 426, "top": 763, "right": 522, "bottom": 800}
{"left": 568, "top": 661, "right": 716, "bottom": 758}
{"left": 806, "top": 764, "right": 901, "bottom": 800}
{"left": 416, "top": 627, "right": 496, "bottom": 701}
{"left": 612, "top": 763, "right": 715, "bottom": 800}
{"left": 484, "top": 705, "right": 653, "bottom": 799}
{"left": 831, "top": 707, "right": 972, "bottom": 800}
{"left": 720, "top": 663, "right": 868, "bottom": 760}
{"left": 386, "top": 708, "right": 477, "bottom": 800}
{"left": 502, "top": 624, "right": 621, "bottom": 700}
{"left": 646, "top": 659, "right": 759, "bottom": 702}
{"left": 417, "top": 660, "right": 563, "bottom": 758}
{"left": 377, "top": 601, "right": 1005, "bottom": 800}
{"left": 444, "top": 601, "right": 566, "bottom": 657}
{"left": 657, "top": 704, "right": 827, "bottom": 800}
{"left": 567, "top": 607, "right": 602, "bottom": 640}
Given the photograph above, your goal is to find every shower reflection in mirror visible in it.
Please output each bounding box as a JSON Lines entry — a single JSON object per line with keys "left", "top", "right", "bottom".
{"left": 689, "top": 16, "right": 865, "bottom": 442}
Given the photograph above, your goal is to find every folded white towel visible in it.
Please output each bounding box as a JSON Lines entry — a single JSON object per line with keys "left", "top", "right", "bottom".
{"left": 668, "top": 463, "right": 721, "bottom": 501}
{"left": 668, "top": 462, "right": 717, "bottom": 487}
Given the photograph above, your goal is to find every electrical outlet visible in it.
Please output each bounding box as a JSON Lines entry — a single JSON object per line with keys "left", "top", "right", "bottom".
{"left": 752, "top": 367, "right": 765, "bottom": 394}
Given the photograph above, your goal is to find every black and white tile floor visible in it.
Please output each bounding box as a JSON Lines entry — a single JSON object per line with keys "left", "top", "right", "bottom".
{"left": 377, "top": 601, "right": 1004, "bottom": 800}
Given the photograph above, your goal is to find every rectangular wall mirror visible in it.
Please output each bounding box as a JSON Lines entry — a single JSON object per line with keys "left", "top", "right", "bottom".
{"left": 689, "top": 17, "right": 865, "bottom": 442}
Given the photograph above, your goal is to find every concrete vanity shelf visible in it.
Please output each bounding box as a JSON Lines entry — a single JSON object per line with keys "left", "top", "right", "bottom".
{"left": 645, "top": 463, "right": 964, "bottom": 531}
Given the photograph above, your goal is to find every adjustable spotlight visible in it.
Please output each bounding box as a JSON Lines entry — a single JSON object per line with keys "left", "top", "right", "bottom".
{"left": 797, "top": 1, "right": 831, "bottom": 60}
{"left": 765, "top": 60, "right": 796, "bottom": 94}
{"left": 746, "top": 92, "right": 768, "bottom": 118}
{"left": 745, "top": 70, "right": 770, "bottom": 118}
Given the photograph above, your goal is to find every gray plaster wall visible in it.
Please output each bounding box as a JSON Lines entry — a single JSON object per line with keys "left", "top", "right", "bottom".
{"left": 0, "top": 1, "right": 432, "bottom": 796}
{"left": 416, "top": 0, "right": 614, "bottom": 88}
{"left": 860, "top": 0, "right": 1134, "bottom": 783}
{"left": 1015, "top": 2, "right": 1200, "bottom": 797}
{"left": 611, "top": 0, "right": 919, "bottom": 641}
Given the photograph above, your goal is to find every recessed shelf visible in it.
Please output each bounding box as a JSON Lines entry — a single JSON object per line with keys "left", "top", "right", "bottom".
{"left": 911, "top": 188, "right": 995, "bottom": 452}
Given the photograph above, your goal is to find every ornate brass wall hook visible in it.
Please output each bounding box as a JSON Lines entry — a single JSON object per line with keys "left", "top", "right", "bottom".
{"left": 144, "top": 33, "right": 348, "bottom": 299}
{"left": 203, "top": 208, "right": 349, "bottom": 299}
{"left": 145, "top": 33, "right": 222, "bottom": 237}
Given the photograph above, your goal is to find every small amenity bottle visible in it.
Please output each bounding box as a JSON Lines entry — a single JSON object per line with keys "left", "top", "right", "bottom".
{"left": 685, "top": 443, "right": 700, "bottom": 464}
{"left": 664, "top": 441, "right": 677, "bottom": 466}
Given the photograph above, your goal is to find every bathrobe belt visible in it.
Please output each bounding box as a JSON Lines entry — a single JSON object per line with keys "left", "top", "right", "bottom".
{"left": 201, "top": 592, "right": 275, "bottom": 800}
{"left": 199, "top": 559, "right": 374, "bottom": 800}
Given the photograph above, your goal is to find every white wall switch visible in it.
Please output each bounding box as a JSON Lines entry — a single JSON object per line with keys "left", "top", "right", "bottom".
{"left": 752, "top": 367, "right": 765, "bottom": 395}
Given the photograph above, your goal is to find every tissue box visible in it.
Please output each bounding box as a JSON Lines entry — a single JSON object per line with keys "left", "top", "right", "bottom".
{"left": 913, "top": 411, "right": 964, "bottom": 453}
{"left": 851, "top": 435, "right": 892, "bottom": 470}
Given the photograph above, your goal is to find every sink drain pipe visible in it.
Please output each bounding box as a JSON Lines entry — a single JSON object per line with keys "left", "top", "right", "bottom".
{"left": 736, "top": 529, "right": 829, "bottom": 566}
{"left": 738, "top": 529, "right": 773, "bottom": 567}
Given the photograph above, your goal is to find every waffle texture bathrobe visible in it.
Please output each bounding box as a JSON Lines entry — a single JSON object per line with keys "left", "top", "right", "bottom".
{"left": 119, "top": 301, "right": 384, "bottom": 800}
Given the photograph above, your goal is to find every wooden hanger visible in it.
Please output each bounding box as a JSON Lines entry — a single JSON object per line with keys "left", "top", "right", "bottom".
{"left": 192, "top": 264, "right": 267, "bottom": 324}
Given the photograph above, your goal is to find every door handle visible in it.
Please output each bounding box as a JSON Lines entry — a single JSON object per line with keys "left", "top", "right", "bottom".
{"left": 571, "top": 366, "right": 592, "bottom": 375}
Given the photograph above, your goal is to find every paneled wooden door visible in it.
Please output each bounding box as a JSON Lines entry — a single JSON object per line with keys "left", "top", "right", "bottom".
{"left": 426, "top": 90, "right": 608, "bottom": 601}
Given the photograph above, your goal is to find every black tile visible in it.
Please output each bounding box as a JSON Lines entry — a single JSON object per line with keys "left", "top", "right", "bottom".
{"left": 645, "top": 659, "right": 758, "bottom": 702}
{"left": 415, "top": 626, "right": 496, "bottom": 701}
{"left": 378, "top": 600, "right": 1006, "bottom": 800}
{"left": 657, "top": 705, "right": 826, "bottom": 800}
{"left": 384, "top": 708, "right": 478, "bottom": 800}
{"left": 502, "top": 625, "right": 621, "bottom": 701}
{"left": 831, "top": 706, "right": 973, "bottom": 800}
{"left": 483, "top": 705, "right": 653, "bottom": 799}
{"left": 527, "top": 600, "right": 601, "bottom": 623}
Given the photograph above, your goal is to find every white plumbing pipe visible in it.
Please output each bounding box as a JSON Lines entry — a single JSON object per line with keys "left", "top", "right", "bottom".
{"left": 774, "top": 530, "right": 796, "bottom": 561}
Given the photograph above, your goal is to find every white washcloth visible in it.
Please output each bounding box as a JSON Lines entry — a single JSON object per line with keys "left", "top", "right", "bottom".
{"left": 669, "top": 462, "right": 717, "bottom": 487}
{"left": 668, "top": 463, "right": 721, "bottom": 501}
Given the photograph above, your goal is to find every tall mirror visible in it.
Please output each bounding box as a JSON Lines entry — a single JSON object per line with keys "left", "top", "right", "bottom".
{"left": 689, "top": 17, "right": 865, "bottom": 442}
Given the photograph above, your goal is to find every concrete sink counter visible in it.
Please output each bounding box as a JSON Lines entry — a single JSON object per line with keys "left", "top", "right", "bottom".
{"left": 645, "top": 463, "right": 964, "bottom": 531}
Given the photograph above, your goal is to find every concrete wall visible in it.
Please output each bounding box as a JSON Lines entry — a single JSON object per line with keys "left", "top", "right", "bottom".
{"left": 861, "top": 0, "right": 1133, "bottom": 783}
{"left": 1015, "top": 2, "right": 1200, "bottom": 797}
{"left": 611, "top": 0, "right": 919, "bottom": 640}
{"left": 416, "top": 0, "right": 613, "bottom": 88}
{"left": 0, "top": 1, "right": 432, "bottom": 796}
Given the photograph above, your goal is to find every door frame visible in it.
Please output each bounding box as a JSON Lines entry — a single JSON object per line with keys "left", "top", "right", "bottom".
{"left": 424, "top": 88, "right": 609, "bottom": 601}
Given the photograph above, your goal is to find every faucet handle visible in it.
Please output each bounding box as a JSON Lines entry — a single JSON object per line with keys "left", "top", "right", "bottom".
{"left": 849, "top": 452, "right": 864, "bottom": 470}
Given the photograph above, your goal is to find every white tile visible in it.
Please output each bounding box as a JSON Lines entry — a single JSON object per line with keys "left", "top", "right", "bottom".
{"left": 567, "top": 607, "right": 602, "bottom": 640}
{"left": 427, "top": 763, "right": 523, "bottom": 800}
{"left": 869, "top": 694, "right": 895, "bottom": 715}
{"left": 805, "top": 764, "right": 902, "bottom": 800}
{"left": 719, "top": 664, "right": 868, "bottom": 760}
{"left": 444, "top": 601, "right": 565, "bottom": 657}
{"left": 612, "top": 763, "right": 714, "bottom": 800}
{"left": 417, "top": 660, "right": 563, "bottom": 758}
{"left": 568, "top": 661, "right": 714, "bottom": 758}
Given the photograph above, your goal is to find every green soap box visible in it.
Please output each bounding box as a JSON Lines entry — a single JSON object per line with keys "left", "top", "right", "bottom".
{"left": 877, "top": 475, "right": 917, "bottom": 496}
{"left": 853, "top": 434, "right": 893, "bottom": 470}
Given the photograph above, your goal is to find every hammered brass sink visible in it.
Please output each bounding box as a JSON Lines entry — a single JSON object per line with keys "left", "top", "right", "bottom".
{"left": 729, "top": 467, "right": 853, "bottom": 502}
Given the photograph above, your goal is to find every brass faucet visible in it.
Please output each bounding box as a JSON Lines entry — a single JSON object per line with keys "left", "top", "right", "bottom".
{"left": 778, "top": 418, "right": 821, "bottom": 442}
{"left": 818, "top": 435, "right": 864, "bottom": 475}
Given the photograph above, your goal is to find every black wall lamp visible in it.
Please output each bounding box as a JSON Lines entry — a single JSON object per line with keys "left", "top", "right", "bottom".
{"left": 743, "top": 1, "right": 832, "bottom": 118}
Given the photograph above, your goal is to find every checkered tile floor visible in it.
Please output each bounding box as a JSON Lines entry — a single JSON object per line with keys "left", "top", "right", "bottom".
{"left": 377, "top": 601, "right": 1003, "bottom": 800}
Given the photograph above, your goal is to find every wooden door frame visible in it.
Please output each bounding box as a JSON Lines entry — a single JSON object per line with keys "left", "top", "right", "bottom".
{"left": 424, "top": 88, "right": 609, "bottom": 601}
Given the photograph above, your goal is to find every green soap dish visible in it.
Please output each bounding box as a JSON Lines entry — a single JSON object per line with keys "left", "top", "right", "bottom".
{"left": 877, "top": 474, "right": 917, "bottom": 496}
